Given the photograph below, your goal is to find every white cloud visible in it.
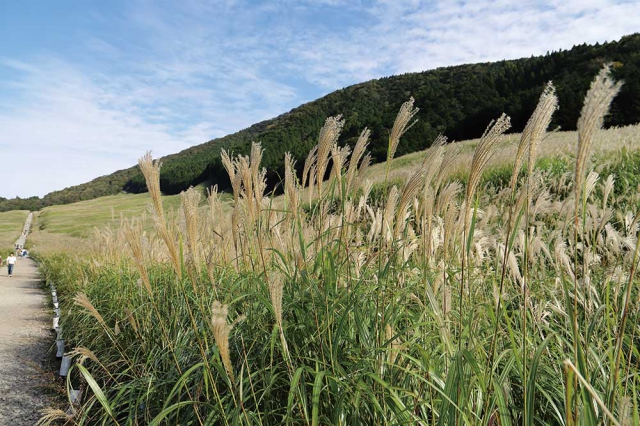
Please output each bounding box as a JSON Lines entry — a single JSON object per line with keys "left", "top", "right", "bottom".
{"left": 284, "top": 0, "right": 640, "bottom": 87}
{"left": 0, "top": 3, "right": 301, "bottom": 198}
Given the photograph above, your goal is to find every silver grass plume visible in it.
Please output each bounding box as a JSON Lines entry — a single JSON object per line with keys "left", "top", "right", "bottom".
{"left": 138, "top": 152, "right": 164, "bottom": 222}
{"left": 123, "top": 218, "right": 151, "bottom": 295}
{"left": 387, "top": 98, "right": 419, "bottom": 167}
{"left": 435, "top": 144, "right": 460, "bottom": 193}
{"left": 308, "top": 164, "right": 317, "bottom": 205}
{"left": 237, "top": 155, "right": 254, "bottom": 217}
{"left": 138, "top": 153, "right": 182, "bottom": 279}
{"left": 74, "top": 293, "right": 111, "bottom": 334}
{"left": 394, "top": 166, "right": 426, "bottom": 239}
{"left": 419, "top": 137, "right": 446, "bottom": 256}
{"left": 250, "top": 142, "right": 263, "bottom": 187}
{"left": 345, "top": 128, "right": 371, "bottom": 195}
{"left": 330, "top": 143, "right": 351, "bottom": 198}
{"left": 207, "top": 185, "right": 223, "bottom": 239}
{"left": 221, "top": 149, "right": 243, "bottom": 204}
{"left": 181, "top": 187, "right": 201, "bottom": 267}
{"left": 422, "top": 135, "right": 446, "bottom": 188}
{"left": 602, "top": 174, "right": 615, "bottom": 210}
{"left": 302, "top": 145, "right": 318, "bottom": 189}
{"left": 584, "top": 171, "right": 600, "bottom": 201}
{"left": 269, "top": 273, "right": 284, "bottom": 330}
{"left": 526, "top": 82, "right": 558, "bottom": 179}
{"left": 210, "top": 301, "right": 244, "bottom": 383}
{"left": 508, "top": 82, "right": 558, "bottom": 190}
{"left": 284, "top": 153, "right": 299, "bottom": 222}
{"left": 352, "top": 153, "right": 372, "bottom": 191}
{"left": 464, "top": 114, "right": 511, "bottom": 235}
{"left": 316, "top": 116, "right": 344, "bottom": 195}
{"left": 575, "top": 66, "right": 623, "bottom": 219}
{"left": 249, "top": 142, "right": 267, "bottom": 220}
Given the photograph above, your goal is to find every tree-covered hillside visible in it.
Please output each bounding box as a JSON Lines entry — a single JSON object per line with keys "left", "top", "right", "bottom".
{"left": 2, "top": 33, "right": 639, "bottom": 211}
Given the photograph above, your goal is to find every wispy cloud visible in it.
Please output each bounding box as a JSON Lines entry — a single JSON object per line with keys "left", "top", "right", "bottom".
{"left": 0, "top": 0, "right": 637, "bottom": 198}
{"left": 284, "top": 0, "right": 640, "bottom": 87}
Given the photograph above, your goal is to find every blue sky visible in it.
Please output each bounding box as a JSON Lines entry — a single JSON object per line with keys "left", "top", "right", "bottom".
{"left": 1, "top": 0, "right": 638, "bottom": 198}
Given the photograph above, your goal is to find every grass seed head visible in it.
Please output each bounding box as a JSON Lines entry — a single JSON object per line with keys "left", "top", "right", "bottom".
{"left": 269, "top": 273, "right": 284, "bottom": 329}
{"left": 510, "top": 82, "right": 558, "bottom": 190}
{"left": 138, "top": 152, "right": 164, "bottom": 221}
{"left": 74, "top": 292, "right": 109, "bottom": 331}
{"left": 575, "top": 66, "right": 623, "bottom": 210}
{"left": 317, "top": 116, "right": 345, "bottom": 194}
{"left": 526, "top": 82, "right": 558, "bottom": 178}
{"left": 210, "top": 301, "right": 241, "bottom": 383}
{"left": 36, "top": 408, "right": 73, "bottom": 426}
{"left": 68, "top": 346, "right": 99, "bottom": 365}
{"left": 139, "top": 154, "right": 181, "bottom": 279}
{"left": 284, "top": 153, "right": 299, "bottom": 219}
{"left": 302, "top": 145, "right": 318, "bottom": 189}
{"left": 465, "top": 114, "right": 511, "bottom": 235}
{"left": 346, "top": 128, "right": 371, "bottom": 194}
{"left": 123, "top": 218, "right": 151, "bottom": 295}
{"left": 181, "top": 187, "right": 201, "bottom": 266}
{"left": 388, "top": 97, "right": 419, "bottom": 163}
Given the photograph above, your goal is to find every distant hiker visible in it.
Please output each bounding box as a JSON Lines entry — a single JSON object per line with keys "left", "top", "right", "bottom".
{"left": 21, "top": 249, "right": 28, "bottom": 258}
{"left": 0, "top": 254, "right": 3, "bottom": 266}
{"left": 7, "top": 253, "right": 16, "bottom": 277}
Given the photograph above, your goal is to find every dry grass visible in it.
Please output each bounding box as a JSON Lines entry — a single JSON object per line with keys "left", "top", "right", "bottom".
{"left": 368, "top": 123, "right": 640, "bottom": 187}
{"left": 21, "top": 123, "right": 640, "bottom": 257}
{"left": 0, "top": 210, "right": 29, "bottom": 251}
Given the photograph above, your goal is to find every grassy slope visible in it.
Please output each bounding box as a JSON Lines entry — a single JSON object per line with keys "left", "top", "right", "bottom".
{"left": 0, "top": 210, "right": 28, "bottom": 251}
{"left": 28, "top": 192, "right": 183, "bottom": 255}
{"left": 35, "top": 192, "right": 184, "bottom": 237}
{"left": 370, "top": 123, "right": 640, "bottom": 184}
{"left": 27, "top": 124, "right": 640, "bottom": 248}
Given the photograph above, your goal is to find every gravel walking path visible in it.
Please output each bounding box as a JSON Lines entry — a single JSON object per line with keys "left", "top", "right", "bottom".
{"left": 0, "top": 214, "right": 51, "bottom": 425}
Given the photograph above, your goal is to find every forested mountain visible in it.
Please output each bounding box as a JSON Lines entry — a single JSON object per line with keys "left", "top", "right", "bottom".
{"left": 2, "top": 33, "right": 639, "bottom": 212}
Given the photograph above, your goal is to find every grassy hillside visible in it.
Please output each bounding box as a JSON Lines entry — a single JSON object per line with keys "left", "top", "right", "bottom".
{"left": 26, "top": 124, "right": 640, "bottom": 249}
{"left": 2, "top": 33, "right": 639, "bottom": 213}
{"left": 35, "top": 192, "right": 183, "bottom": 238}
{"left": 27, "top": 183, "right": 229, "bottom": 254}
{"left": 0, "top": 210, "right": 28, "bottom": 251}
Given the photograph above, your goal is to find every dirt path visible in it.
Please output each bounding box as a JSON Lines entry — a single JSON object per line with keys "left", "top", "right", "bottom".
{"left": 0, "top": 220, "right": 51, "bottom": 424}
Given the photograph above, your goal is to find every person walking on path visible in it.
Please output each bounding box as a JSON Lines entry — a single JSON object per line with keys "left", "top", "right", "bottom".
{"left": 6, "top": 253, "right": 16, "bottom": 277}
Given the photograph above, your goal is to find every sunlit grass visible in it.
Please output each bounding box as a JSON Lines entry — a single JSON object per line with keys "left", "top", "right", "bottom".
{"left": 35, "top": 192, "right": 183, "bottom": 237}
{"left": 0, "top": 209, "right": 28, "bottom": 251}
{"left": 33, "top": 70, "right": 640, "bottom": 425}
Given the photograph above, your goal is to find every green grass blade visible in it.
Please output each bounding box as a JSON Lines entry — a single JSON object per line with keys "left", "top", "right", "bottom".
{"left": 76, "top": 364, "right": 118, "bottom": 424}
{"left": 525, "top": 334, "right": 553, "bottom": 426}
{"left": 311, "top": 370, "right": 326, "bottom": 426}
